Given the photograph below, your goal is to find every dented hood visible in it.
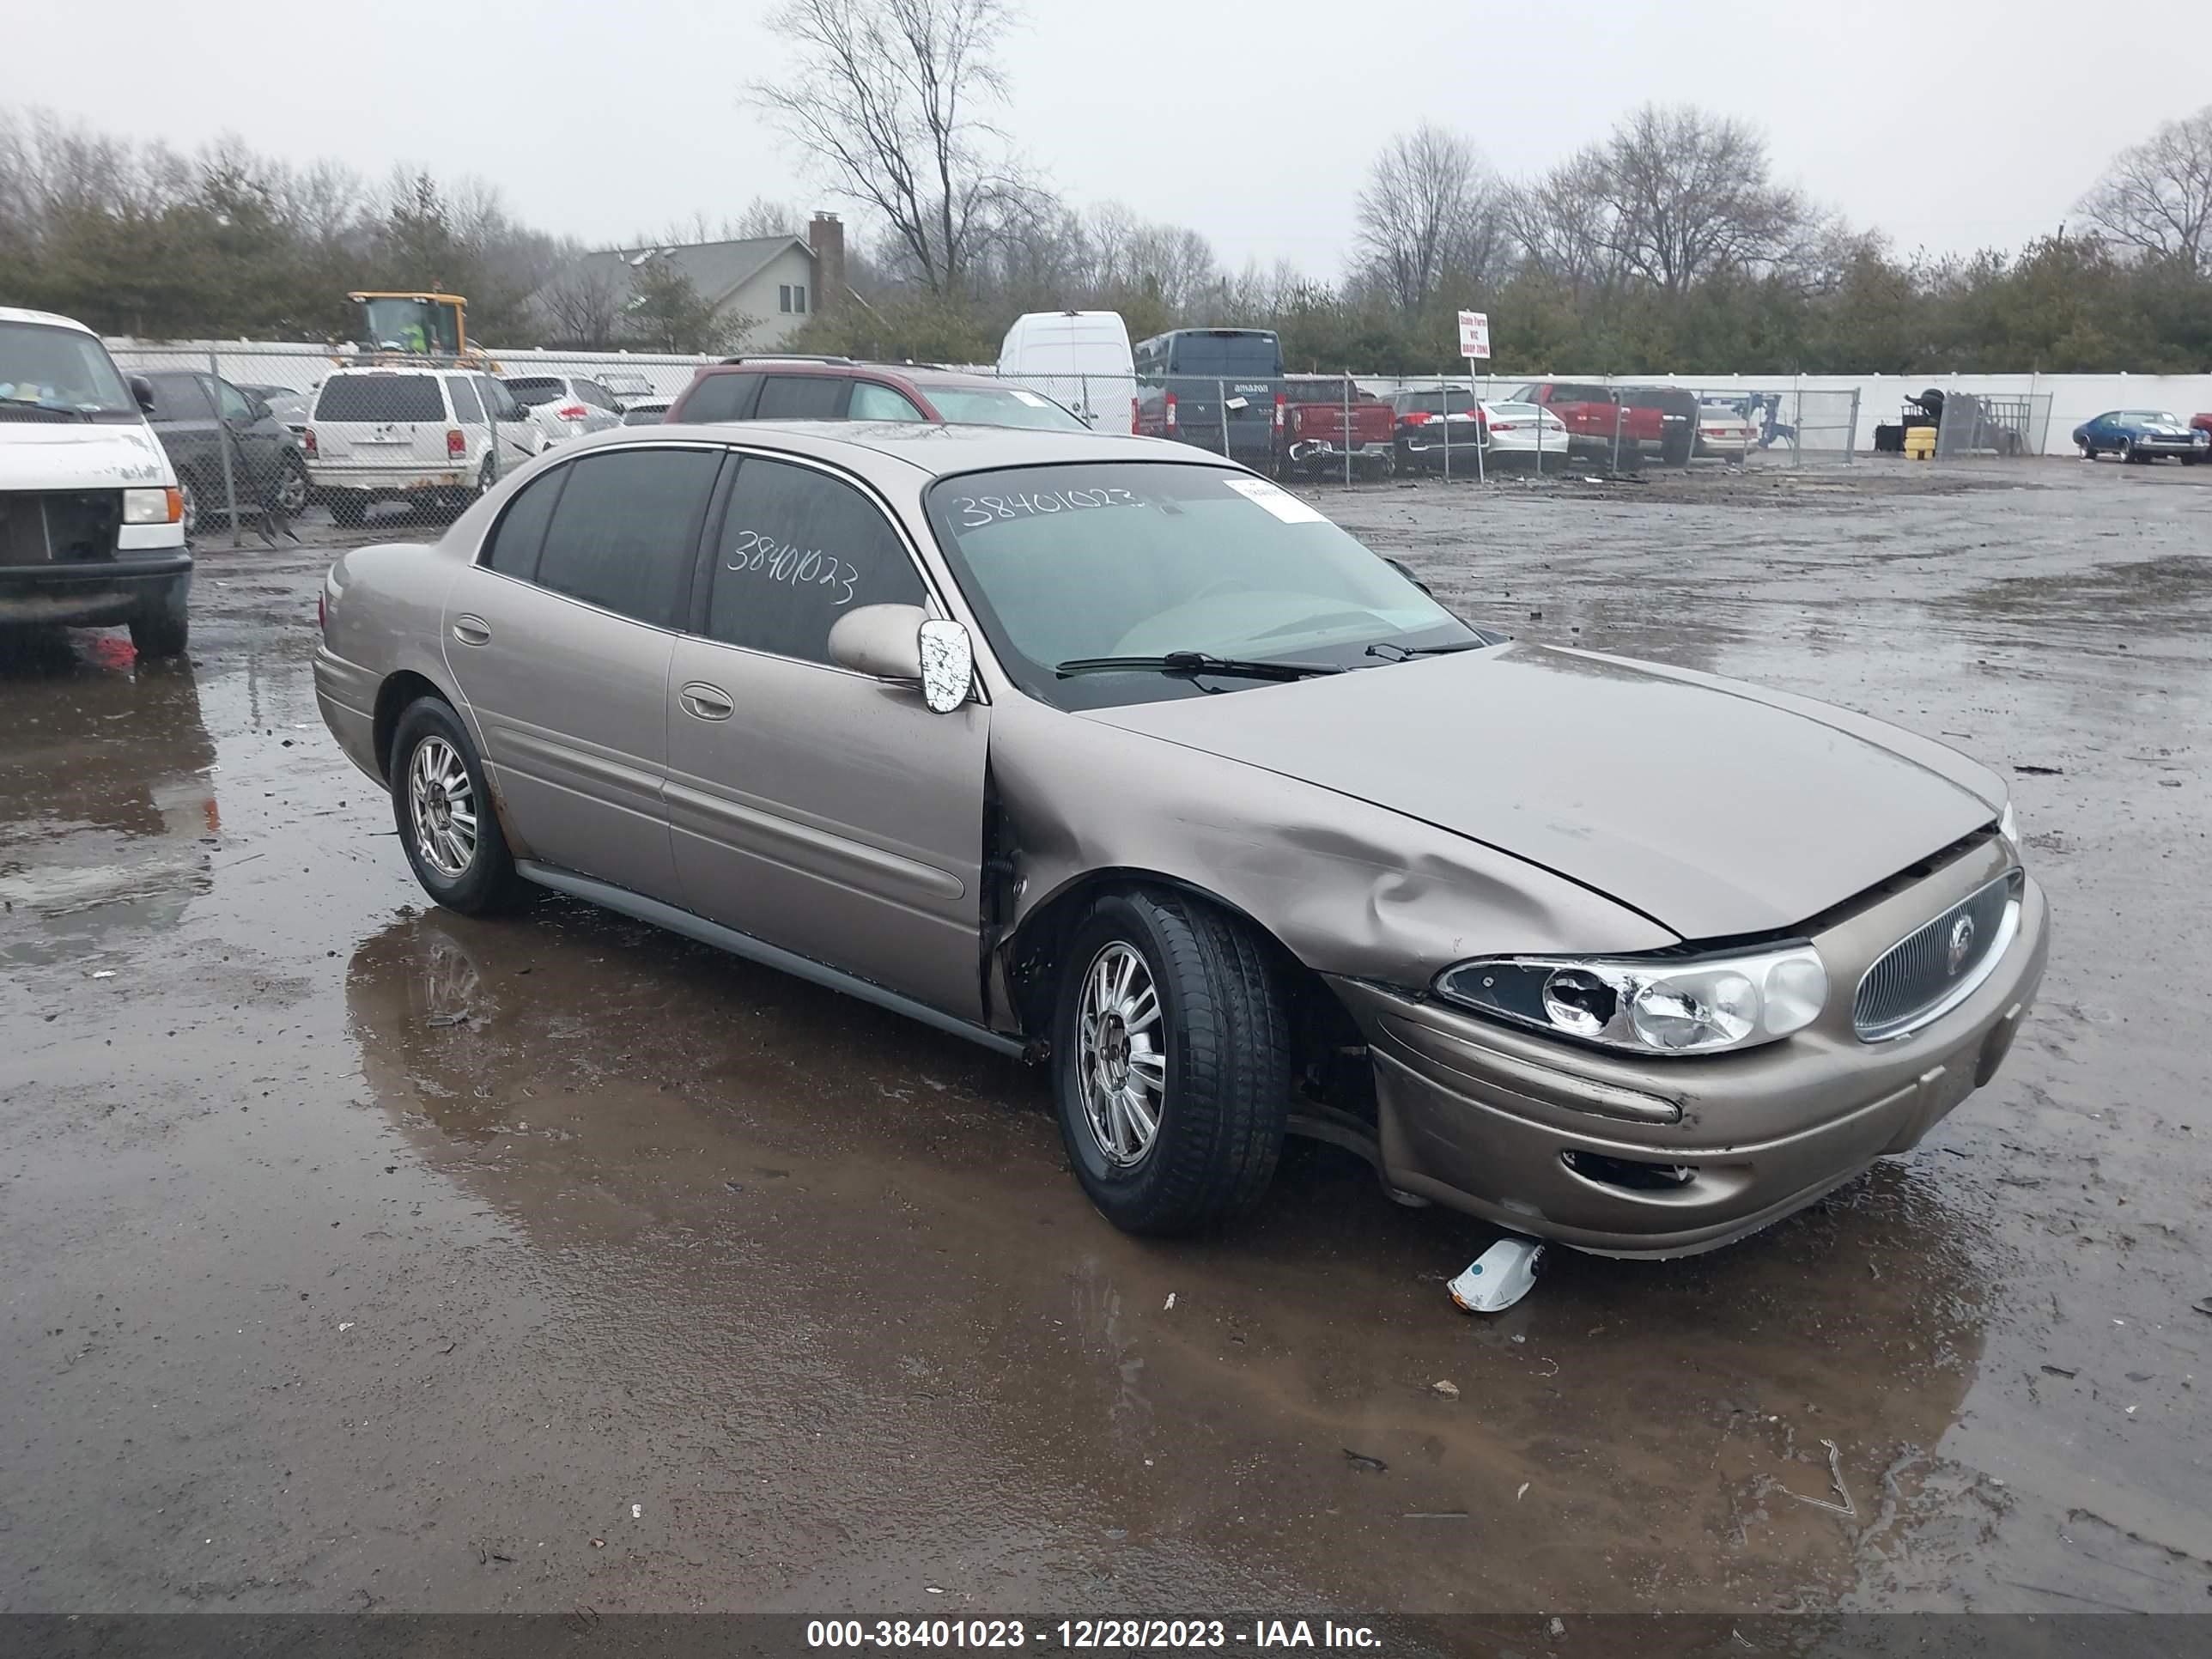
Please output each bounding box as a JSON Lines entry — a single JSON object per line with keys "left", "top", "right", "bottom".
{"left": 1082, "top": 641, "right": 2005, "bottom": 939}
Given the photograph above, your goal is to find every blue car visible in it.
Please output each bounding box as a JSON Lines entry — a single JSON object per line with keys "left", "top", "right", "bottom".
{"left": 2072, "top": 409, "right": 2209, "bottom": 465}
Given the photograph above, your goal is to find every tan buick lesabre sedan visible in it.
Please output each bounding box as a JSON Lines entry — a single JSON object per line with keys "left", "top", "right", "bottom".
{"left": 313, "top": 422, "right": 2048, "bottom": 1256}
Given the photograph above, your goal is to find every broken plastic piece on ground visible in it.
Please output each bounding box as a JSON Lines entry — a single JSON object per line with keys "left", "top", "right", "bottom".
{"left": 1449, "top": 1237, "right": 1546, "bottom": 1313}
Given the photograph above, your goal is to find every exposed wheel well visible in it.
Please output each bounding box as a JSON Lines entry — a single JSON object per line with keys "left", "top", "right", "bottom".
{"left": 1003, "top": 870, "right": 1373, "bottom": 1121}
{"left": 373, "top": 672, "right": 451, "bottom": 782}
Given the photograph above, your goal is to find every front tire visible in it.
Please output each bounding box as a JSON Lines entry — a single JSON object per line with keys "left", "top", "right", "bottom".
{"left": 389, "top": 696, "right": 526, "bottom": 915}
{"left": 128, "top": 576, "right": 191, "bottom": 659}
{"left": 273, "top": 452, "right": 309, "bottom": 514}
{"left": 1051, "top": 890, "right": 1291, "bottom": 1235}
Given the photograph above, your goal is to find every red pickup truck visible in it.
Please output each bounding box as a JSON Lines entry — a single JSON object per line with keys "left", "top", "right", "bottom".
{"left": 1513, "top": 380, "right": 1698, "bottom": 465}
{"left": 1278, "top": 376, "right": 1397, "bottom": 479}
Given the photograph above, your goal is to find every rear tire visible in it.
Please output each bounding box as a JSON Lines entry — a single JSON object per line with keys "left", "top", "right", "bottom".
{"left": 128, "top": 576, "right": 191, "bottom": 659}
{"left": 389, "top": 696, "right": 528, "bottom": 916}
{"left": 1051, "top": 890, "right": 1291, "bottom": 1236}
{"left": 272, "top": 452, "right": 309, "bottom": 514}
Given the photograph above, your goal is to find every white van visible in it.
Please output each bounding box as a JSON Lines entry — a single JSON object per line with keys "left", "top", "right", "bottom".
{"left": 0, "top": 307, "right": 191, "bottom": 657}
{"left": 996, "top": 310, "right": 1137, "bottom": 435}
{"left": 307, "top": 366, "right": 546, "bottom": 526}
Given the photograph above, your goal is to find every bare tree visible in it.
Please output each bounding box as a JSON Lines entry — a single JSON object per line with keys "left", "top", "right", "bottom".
{"left": 2077, "top": 104, "right": 2212, "bottom": 275}
{"left": 1584, "top": 105, "right": 1808, "bottom": 294}
{"left": 747, "top": 0, "right": 1031, "bottom": 295}
{"left": 1355, "top": 124, "right": 1497, "bottom": 313}
{"left": 537, "top": 258, "right": 627, "bottom": 349}
{"left": 1501, "top": 149, "right": 1625, "bottom": 294}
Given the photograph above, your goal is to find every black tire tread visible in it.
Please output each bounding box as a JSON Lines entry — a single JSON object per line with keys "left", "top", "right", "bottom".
{"left": 1060, "top": 888, "right": 1291, "bottom": 1234}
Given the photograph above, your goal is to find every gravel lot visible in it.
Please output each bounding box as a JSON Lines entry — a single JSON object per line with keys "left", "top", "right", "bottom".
{"left": 2, "top": 455, "right": 2206, "bottom": 1622}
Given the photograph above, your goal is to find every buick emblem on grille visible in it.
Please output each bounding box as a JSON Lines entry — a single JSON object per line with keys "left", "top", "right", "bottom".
{"left": 1946, "top": 913, "right": 1977, "bottom": 975}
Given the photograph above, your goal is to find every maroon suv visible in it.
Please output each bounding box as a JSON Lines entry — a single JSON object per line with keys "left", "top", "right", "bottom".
{"left": 666, "top": 356, "right": 1089, "bottom": 431}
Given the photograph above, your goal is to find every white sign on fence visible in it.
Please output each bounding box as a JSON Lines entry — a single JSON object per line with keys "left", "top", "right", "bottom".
{"left": 1458, "top": 310, "right": 1491, "bottom": 361}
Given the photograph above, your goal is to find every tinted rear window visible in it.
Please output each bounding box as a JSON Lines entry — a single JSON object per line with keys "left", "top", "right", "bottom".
{"left": 503, "top": 378, "right": 567, "bottom": 406}
{"left": 534, "top": 450, "right": 722, "bottom": 628}
{"left": 1284, "top": 380, "right": 1360, "bottom": 404}
{"left": 1164, "top": 333, "right": 1280, "bottom": 377}
{"left": 315, "top": 375, "right": 445, "bottom": 422}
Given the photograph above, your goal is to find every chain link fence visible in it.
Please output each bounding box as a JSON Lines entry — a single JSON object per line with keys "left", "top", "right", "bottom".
{"left": 98, "top": 340, "right": 1892, "bottom": 541}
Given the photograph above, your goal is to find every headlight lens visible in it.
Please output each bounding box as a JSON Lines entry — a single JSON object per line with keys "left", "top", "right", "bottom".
{"left": 124, "top": 486, "right": 182, "bottom": 525}
{"left": 1998, "top": 800, "right": 2018, "bottom": 844}
{"left": 1437, "top": 945, "right": 1828, "bottom": 1055}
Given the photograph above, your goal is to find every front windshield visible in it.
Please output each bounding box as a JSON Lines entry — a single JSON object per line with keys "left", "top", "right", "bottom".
{"left": 0, "top": 322, "right": 140, "bottom": 422}
{"left": 925, "top": 462, "right": 1481, "bottom": 708}
{"left": 2124, "top": 410, "right": 2181, "bottom": 424}
{"left": 923, "top": 386, "right": 1087, "bottom": 430}
{"left": 361, "top": 297, "right": 462, "bottom": 356}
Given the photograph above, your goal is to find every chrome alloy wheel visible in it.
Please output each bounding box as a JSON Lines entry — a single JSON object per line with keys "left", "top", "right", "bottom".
{"left": 407, "top": 736, "right": 478, "bottom": 878}
{"left": 1077, "top": 941, "right": 1166, "bottom": 1166}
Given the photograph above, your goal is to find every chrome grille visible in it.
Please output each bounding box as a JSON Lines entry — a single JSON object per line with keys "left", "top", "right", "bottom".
{"left": 1853, "top": 871, "right": 2018, "bottom": 1041}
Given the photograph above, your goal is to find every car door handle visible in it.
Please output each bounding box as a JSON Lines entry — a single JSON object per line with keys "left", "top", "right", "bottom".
{"left": 679, "top": 682, "right": 734, "bottom": 721}
{"left": 452, "top": 615, "right": 492, "bottom": 647}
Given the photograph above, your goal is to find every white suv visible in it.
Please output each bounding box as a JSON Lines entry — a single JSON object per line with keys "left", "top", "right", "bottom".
{"left": 501, "top": 373, "right": 627, "bottom": 445}
{"left": 306, "top": 368, "right": 545, "bottom": 526}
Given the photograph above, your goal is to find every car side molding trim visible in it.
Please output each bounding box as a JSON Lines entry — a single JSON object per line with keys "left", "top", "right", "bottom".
{"left": 514, "top": 860, "right": 1033, "bottom": 1060}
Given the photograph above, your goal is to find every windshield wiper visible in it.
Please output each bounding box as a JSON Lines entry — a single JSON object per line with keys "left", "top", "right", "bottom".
{"left": 1364, "top": 640, "right": 1486, "bottom": 662}
{"left": 1055, "top": 651, "right": 1346, "bottom": 682}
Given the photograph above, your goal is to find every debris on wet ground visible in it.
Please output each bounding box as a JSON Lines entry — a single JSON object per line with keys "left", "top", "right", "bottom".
{"left": 1449, "top": 1237, "right": 1546, "bottom": 1312}
{"left": 1431, "top": 1380, "right": 1459, "bottom": 1399}
{"left": 2014, "top": 763, "right": 2064, "bottom": 776}
{"left": 1516, "top": 1482, "right": 1531, "bottom": 1501}
{"left": 425, "top": 1011, "right": 471, "bottom": 1028}
{"left": 1162, "top": 1292, "right": 1175, "bottom": 1311}
{"left": 1342, "top": 1449, "right": 1388, "bottom": 1474}
{"left": 1778, "top": 1439, "right": 1856, "bottom": 1519}
{"left": 2193, "top": 1297, "right": 2212, "bottom": 1317}
{"left": 1404, "top": 1510, "right": 1469, "bottom": 1521}
{"left": 2041, "top": 1364, "right": 2080, "bottom": 1378}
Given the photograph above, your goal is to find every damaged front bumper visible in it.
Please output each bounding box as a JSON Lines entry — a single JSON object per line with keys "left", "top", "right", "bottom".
{"left": 1326, "top": 840, "right": 2051, "bottom": 1258}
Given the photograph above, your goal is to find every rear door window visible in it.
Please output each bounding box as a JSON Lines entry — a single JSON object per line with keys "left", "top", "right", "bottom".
{"left": 679, "top": 372, "right": 761, "bottom": 422}
{"left": 483, "top": 467, "right": 568, "bottom": 580}
{"left": 706, "top": 456, "right": 924, "bottom": 665}
{"left": 315, "top": 375, "right": 445, "bottom": 422}
{"left": 532, "top": 449, "right": 723, "bottom": 628}
{"left": 477, "top": 376, "right": 522, "bottom": 422}
{"left": 756, "top": 375, "right": 848, "bottom": 420}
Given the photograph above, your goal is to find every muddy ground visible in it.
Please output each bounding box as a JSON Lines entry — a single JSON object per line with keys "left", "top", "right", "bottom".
{"left": 2, "top": 456, "right": 2207, "bottom": 1623}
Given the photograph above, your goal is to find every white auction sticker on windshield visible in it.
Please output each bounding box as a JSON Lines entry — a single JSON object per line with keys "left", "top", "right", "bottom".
{"left": 1006, "top": 389, "right": 1048, "bottom": 406}
{"left": 1222, "top": 477, "right": 1326, "bottom": 523}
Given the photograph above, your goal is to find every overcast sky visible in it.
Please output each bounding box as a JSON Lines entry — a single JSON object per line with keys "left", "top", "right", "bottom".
{"left": 21, "top": 0, "right": 2203, "bottom": 273}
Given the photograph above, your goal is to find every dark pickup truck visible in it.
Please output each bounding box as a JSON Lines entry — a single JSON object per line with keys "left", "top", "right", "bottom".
{"left": 1133, "top": 328, "right": 1283, "bottom": 467}
{"left": 1279, "top": 376, "right": 1395, "bottom": 478}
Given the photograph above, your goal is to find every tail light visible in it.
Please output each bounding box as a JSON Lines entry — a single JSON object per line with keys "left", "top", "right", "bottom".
{"left": 556, "top": 402, "right": 586, "bottom": 420}
{"left": 1401, "top": 411, "right": 1434, "bottom": 426}
{"left": 1273, "top": 393, "right": 1285, "bottom": 431}
{"left": 1164, "top": 392, "right": 1177, "bottom": 432}
{"left": 446, "top": 428, "right": 466, "bottom": 458}
{"left": 303, "top": 427, "right": 318, "bottom": 458}
{"left": 1131, "top": 397, "right": 1140, "bottom": 434}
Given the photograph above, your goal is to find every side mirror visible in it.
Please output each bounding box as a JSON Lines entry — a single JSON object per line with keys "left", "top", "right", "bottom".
{"left": 130, "top": 374, "right": 155, "bottom": 415}
{"left": 829, "top": 604, "right": 975, "bottom": 713}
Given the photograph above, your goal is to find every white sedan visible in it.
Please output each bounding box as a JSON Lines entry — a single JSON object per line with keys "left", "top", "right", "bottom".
{"left": 1696, "top": 404, "right": 1756, "bottom": 458}
{"left": 1479, "top": 401, "right": 1569, "bottom": 458}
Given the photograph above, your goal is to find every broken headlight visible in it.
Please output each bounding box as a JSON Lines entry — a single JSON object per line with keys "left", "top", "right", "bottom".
{"left": 1435, "top": 945, "right": 1827, "bottom": 1055}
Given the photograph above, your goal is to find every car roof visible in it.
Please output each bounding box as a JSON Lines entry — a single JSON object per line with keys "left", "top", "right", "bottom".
{"left": 0, "top": 306, "right": 97, "bottom": 334}
{"left": 702, "top": 359, "right": 1019, "bottom": 392}
{"left": 554, "top": 419, "right": 1227, "bottom": 483}
{"left": 323, "top": 364, "right": 474, "bottom": 379}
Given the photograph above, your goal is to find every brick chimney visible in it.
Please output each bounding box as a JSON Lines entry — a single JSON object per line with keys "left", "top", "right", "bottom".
{"left": 807, "top": 212, "right": 845, "bottom": 317}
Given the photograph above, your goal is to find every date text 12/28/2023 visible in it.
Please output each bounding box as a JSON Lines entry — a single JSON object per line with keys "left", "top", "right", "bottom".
{"left": 805, "top": 1619, "right": 1383, "bottom": 1649}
